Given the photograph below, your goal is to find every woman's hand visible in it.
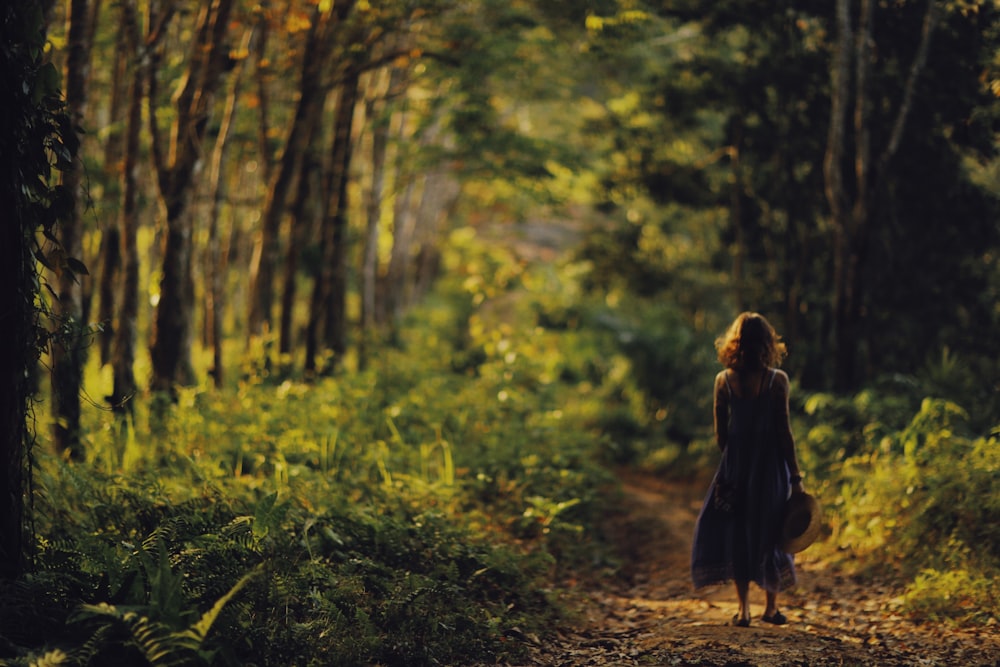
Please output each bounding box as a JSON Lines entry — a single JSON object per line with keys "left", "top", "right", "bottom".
{"left": 790, "top": 473, "right": 805, "bottom": 495}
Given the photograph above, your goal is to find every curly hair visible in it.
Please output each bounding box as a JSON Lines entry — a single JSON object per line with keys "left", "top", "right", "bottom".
{"left": 715, "top": 312, "right": 787, "bottom": 371}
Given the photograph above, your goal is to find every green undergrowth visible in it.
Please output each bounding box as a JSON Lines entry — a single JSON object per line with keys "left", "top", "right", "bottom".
{"left": 5, "top": 232, "right": 633, "bottom": 666}
{"left": 8, "top": 223, "right": 997, "bottom": 666}
{"left": 798, "top": 373, "right": 1000, "bottom": 626}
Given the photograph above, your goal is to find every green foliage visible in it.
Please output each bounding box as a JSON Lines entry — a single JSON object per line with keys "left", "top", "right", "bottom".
{"left": 10, "top": 232, "right": 634, "bottom": 664}
{"left": 805, "top": 394, "right": 1000, "bottom": 625}
{"left": 575, "top": 0, "right": 1000, "bottom": 391}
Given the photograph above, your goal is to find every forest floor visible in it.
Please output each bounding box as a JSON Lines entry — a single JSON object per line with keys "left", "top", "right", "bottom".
{"left": 509, "top": 469, "right": 1000, "bottom": 667}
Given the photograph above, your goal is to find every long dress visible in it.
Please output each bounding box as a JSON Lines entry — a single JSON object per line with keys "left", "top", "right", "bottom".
{"left": 690, "top": 369, "right": 795, "bottom": 593}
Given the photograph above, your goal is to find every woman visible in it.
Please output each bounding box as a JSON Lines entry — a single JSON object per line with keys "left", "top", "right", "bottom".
{"left": 691, "top": 312, "right": 805, "bottom": 627}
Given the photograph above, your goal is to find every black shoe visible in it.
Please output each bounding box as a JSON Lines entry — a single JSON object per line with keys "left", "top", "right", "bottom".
{"left": 732, "top": 614, "right": 751, "bottom": 627}
{"left": 762, "top": 611, "right": 787, "bottom": 625}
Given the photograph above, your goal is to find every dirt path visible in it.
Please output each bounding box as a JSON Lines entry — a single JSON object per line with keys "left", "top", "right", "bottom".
{"left": 514, "top": 470, "right": 1000, "bottom": 666}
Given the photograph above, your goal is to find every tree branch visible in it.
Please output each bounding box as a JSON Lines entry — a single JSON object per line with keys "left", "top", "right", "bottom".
{"left": 823, "top": 0, "right": 853, "bottom": 227}
{"left": 878, "top": 0, "right": 940, "bottom": 182}
{"left": 852, "top": 0, "right": 874, "bottom": 227}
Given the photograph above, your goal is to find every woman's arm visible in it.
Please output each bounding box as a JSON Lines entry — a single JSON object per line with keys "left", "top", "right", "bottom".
{"left": 773, "top": 370, "right": 805, "bottom": 493}
{"left": 714, "top": 371, "right": 729, "bottom": 451}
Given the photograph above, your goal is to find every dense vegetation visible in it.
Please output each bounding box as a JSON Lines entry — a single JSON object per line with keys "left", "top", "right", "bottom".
{"left": 2, "top": 0, "right": 999, "bottom": 665}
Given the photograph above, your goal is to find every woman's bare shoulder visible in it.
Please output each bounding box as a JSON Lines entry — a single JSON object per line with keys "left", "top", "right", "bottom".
{"left": 714, "top": 370, "right": 730, "bottom": 397}
{"left": 771, "top": 368, "right": 791, "bottom": 393}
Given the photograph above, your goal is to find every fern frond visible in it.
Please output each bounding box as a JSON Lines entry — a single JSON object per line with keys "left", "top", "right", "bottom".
{"left": 182, "top": 566, "right": 260, "bottom": 645}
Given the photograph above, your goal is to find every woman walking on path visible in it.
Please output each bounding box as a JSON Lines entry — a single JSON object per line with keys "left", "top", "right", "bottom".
{"left": 691, "top": 312, "right": 806, "bottom": 627}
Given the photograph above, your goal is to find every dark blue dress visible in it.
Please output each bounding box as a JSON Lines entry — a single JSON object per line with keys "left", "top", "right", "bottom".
{"left": 691, "top": 370, "right": 795, "bottom": 593}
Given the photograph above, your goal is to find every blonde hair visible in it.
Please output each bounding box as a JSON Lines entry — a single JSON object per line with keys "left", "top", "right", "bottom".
{"left": 715, "top": 312, "right": 787, "bottom": 371}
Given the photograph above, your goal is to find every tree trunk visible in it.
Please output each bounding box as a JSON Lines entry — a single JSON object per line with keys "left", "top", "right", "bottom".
{"left": 247, "top": 5, "right": 335, "bottom": 345}
{"left": 384, "top": 171, "right": 418, "bottom": 326}
{"left": 1, "top": 0, "right": 59, "bottom": 580}
{"left": 254, "top": 0, "right": 273, "bottom": 183}
{"left": 204, "top": 28, "right": 252, "bottom": 388}
{"left": 51, "top": 0, "right": 92, "bottom": 460}
{"left": 305, "top": 72, "right": 360, "bottom": 375}
{"left": 96, "top": 227, "right": 121, "bottom": 366}
{"left": 148, "top": 0, "right": 234, "bottom": 395}
{"left": 410, "top": 170, "right": 461, "bottom": 302}
{"left": 109, "top": 0, "right": 143, "bottom": 418}
{"left": 0, "top": 208, "right": 29, "bottom": 579}
{"left": 384, "top": 111, "right": 445, "bottom": 322}
{"left": 359, "top": 62, "right": 402, "bottom": 369}
{"left": 96, "top": 10, "right": 129, "bottom": 366}
{"left": 278, "top": 152, "right": 320, "bottom": 359}
{"left": 823, "top": 0, "right": 938, "bottom": 390}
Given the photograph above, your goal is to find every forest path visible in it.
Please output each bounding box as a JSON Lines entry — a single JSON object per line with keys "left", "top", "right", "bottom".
{"left": 514, "top": 469, "right": 1000, "bottom": 667}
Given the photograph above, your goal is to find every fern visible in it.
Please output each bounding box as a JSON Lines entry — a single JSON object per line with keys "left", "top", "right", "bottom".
{"left": 73, "top": 568, "right": 259, "bottom": 666}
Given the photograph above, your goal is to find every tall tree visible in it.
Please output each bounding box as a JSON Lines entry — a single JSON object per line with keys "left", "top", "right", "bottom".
{"left": 824, "top": 0, "right": 939, "bottom": 390}
{"left": 51, "top": 0, "right": 93, "bottom": 460}
{"left": 97, "top": 13, "right": 129, "bottom": 366}
{"left": 108, "top": 0, "right": 145, "bottom": 419}
{"left": 148, "top": 0, "right": 235, "bottom": 394}
{"left": 359, "top": 51, "right": 406, "bottom": 368}
{"left": 1, "top": 0, "right": 72, "bottom": 579}
{"left": 305, "top": 70, "right": 361, "bottom": 375}
{"left": 205, "top": 26, "right": 254, "bottom": 388}
{"left": 246, "top": 3, "right": 343, "bottom": 348}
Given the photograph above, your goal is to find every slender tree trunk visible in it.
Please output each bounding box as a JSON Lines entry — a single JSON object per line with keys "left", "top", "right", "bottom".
{"left": 97, "top": 21, "right": 128, "bottom": 365}
{"left": 109, "top": 0, "right": 143, "bottom": 417}
{"left": 51, "top": 0, "right": 92, "bottom": 460}
{"left": 204, "top": 28, "right": 252, "bottom": 388}
{"left": 306, "top": 72, "right": 360, "bottom": 375}
{"left": 254, "top": 0, "right": 273, "bottom": 183}
{"left": 410, "top": 170, "right": 461, "bottom": 303}
{"left": 384, "top": 110, "right": 445, "bottom": 322}
{"left": 384, "top": 170, "right": 418, "bottom": 325}
{"left": 0, "top": 209, "right": 29, "bottom": 578}
{"left": 278, "top": 152, "right": 320, "bottom": 358}
{"left": 824, "top": 0, "right": 939, "bottom": 390}
{"left": 247, "top": 6, "right": 334, "bottom": 344}
{"left": 359, "top": 63, "right": 401, "bottom": 369}
{"left": 148, "top": 0, "right": 234, "bottom": 395}
{"left": 2, "top": 1, "right": 59, "bottom": 579}
{"left": 96, "top": 227, "right": 121, "bottom": 366}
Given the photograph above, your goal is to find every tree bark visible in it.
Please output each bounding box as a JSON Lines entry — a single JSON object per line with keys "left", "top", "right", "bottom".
{"left": 359, "top": 61, "right": 403, "bottom": 369}
{"left": 306, "top": 72, "right": 361, "bottom": 375}
{"left": 823, "top": 0, "right": 938, "bottom": 390}
{"left": 148, "top": 0, "right": 234, "bottom": 395}
{"left": 1, "top": 0, "right": 60, "bottom": 580}
{"left": 247, "top": 5, "right": 335, "bottom": 345}
{"left": 384, "top": 111, "right": 445, "bottom": 322}
{"left": 204, "top": 27, "right": 252, "bottom": 388}
{"left": 410, "top": 169, "right": 461, "bottom": 302}
{"left": 278, "top": 152, "right": 320, "bottom": 359}
{"left": 0, "top": 208, "right": 29, "bottom": 579}
{"left": 109, "top": 0, "right": 143, "bottom": 418}
{"left": 51, "top": 0, "right": 92, "bottom": 460}
{"left": 97, "top": 19, "right": 128, "bottom": 366}
{"left": 254, "top": 0, "right": 274, "bottom": 183}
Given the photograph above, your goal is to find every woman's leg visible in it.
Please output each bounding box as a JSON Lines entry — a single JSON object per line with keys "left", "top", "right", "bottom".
{"left": 764, "top": 590, "right": 777, "bottom": 616}
{"left": 763, "top": 590, "right": 787, "bottom": 624}
{"left": 734, "top": 580, "right": 751, "bottom": 625}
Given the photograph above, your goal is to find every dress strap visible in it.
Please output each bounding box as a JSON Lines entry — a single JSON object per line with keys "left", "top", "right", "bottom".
{"left": 724, "top": 371, "right": 734, "bottom": 394}
{"left": 768, "top": 369, "right": 777, "bottom": 389}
